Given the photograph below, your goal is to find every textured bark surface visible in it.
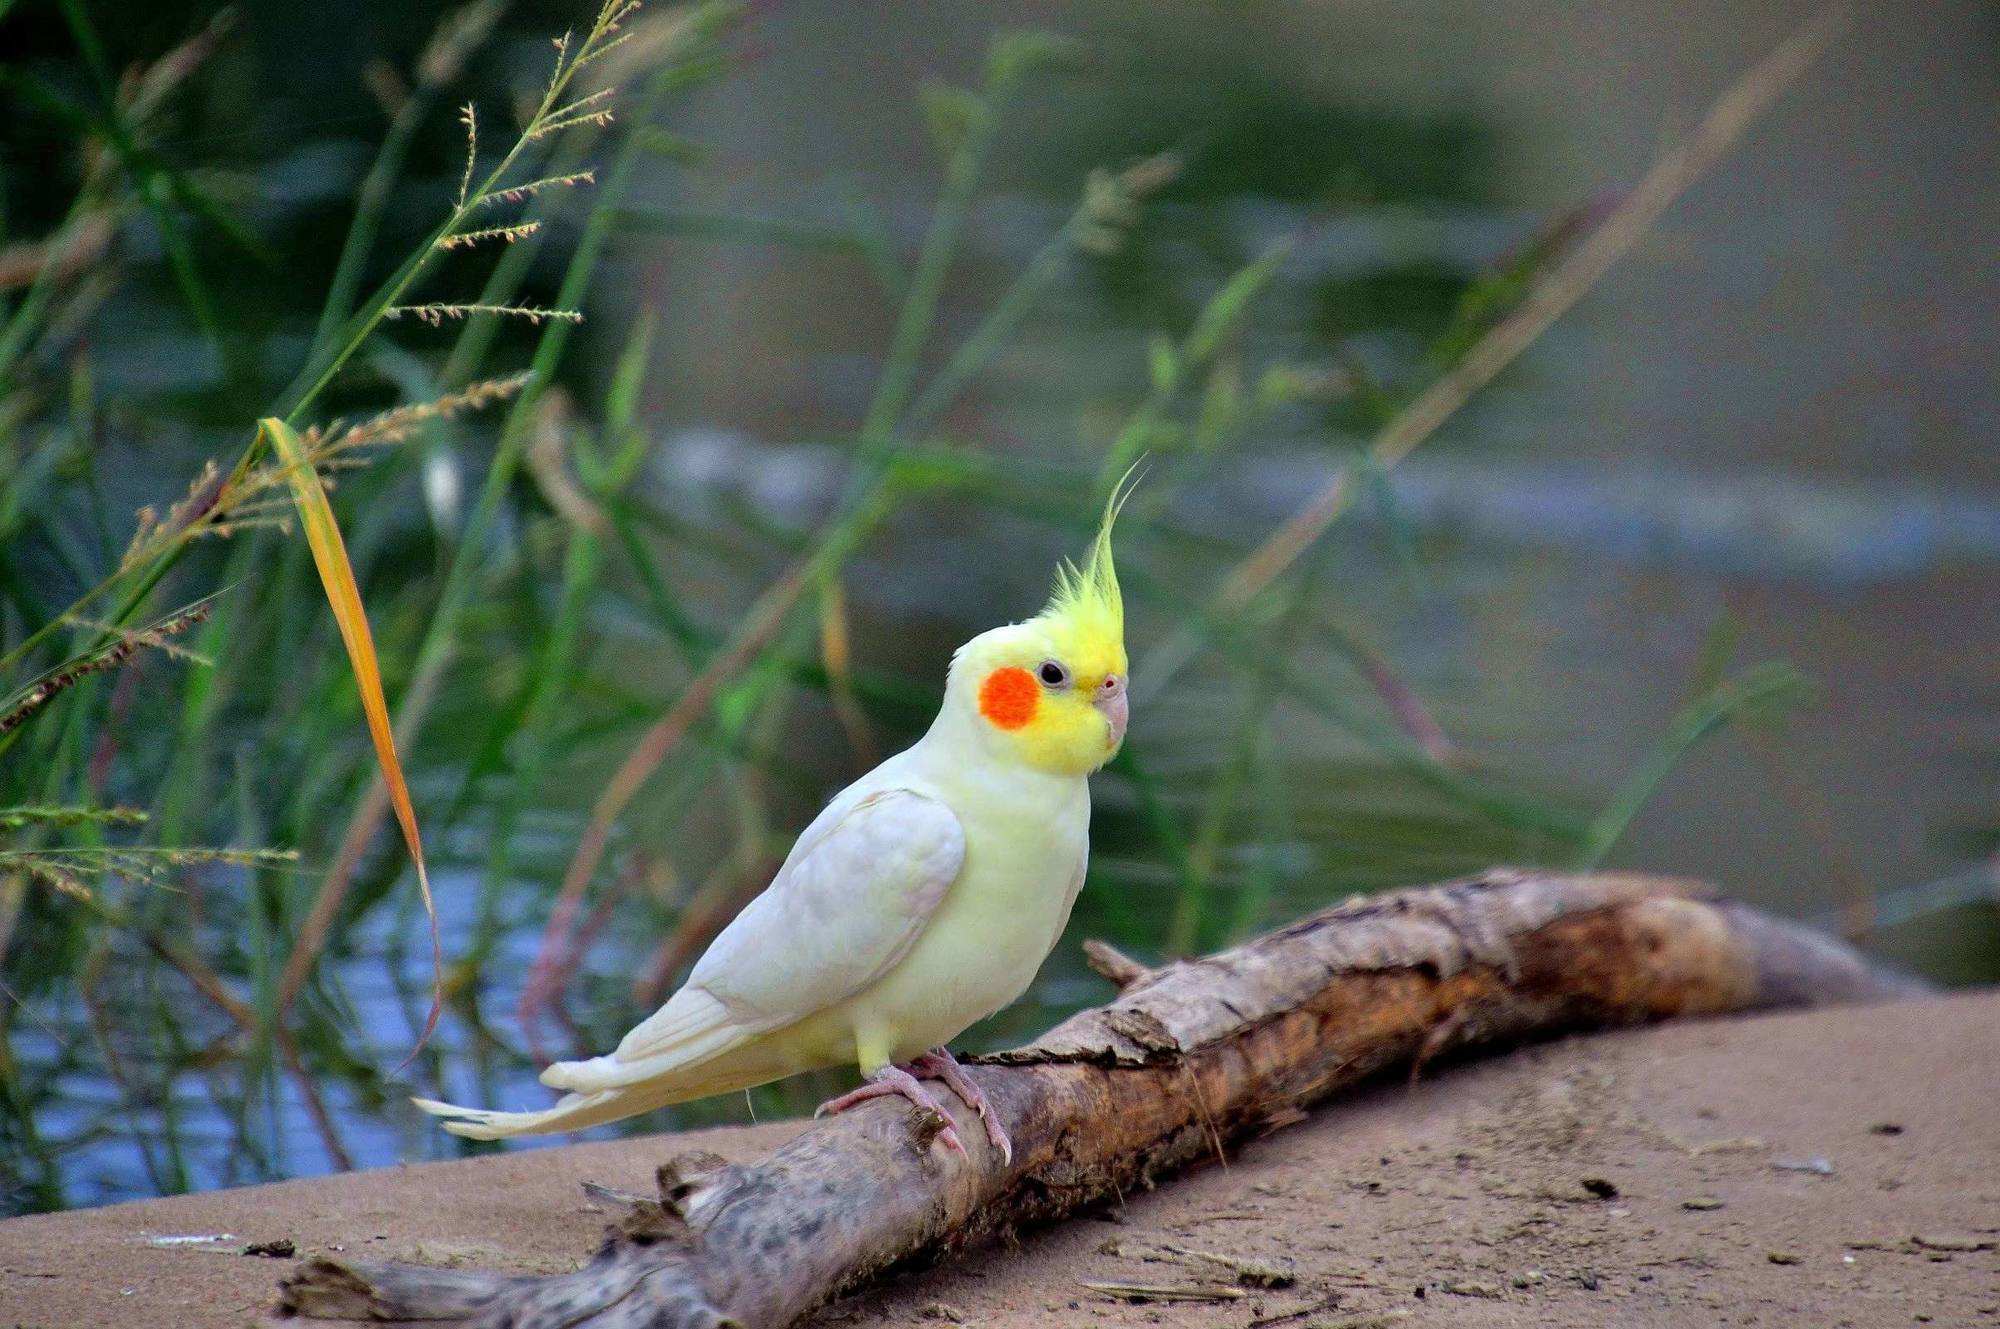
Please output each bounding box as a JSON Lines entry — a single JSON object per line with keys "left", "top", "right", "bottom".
{"left": 276, "top": 869, "right": 1919, "bottom": 1328}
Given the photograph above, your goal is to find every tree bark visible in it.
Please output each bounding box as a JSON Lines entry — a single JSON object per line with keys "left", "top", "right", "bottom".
{"left": 277, "top": 868, "right": 1920, "bottom": 1327}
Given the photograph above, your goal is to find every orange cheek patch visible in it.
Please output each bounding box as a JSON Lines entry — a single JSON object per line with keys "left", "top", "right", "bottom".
{"left": 978, "top": 667, "right": 1039, "bottom": 730}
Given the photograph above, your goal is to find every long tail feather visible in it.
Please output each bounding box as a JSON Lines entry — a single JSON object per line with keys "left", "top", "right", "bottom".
{"left": 411, "top": 986, "right": 776, "bottom": 1138}
{"left": 411, "top": 1085, "right": 666, "bottom": 1140}
{"left": 539, "top": 987, "right": 750, "bottom": 1094}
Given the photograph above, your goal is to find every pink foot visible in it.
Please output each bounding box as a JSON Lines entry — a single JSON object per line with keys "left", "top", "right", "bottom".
{"left": 815, "top": 1065, "right": 966, "bottom": 1157}
{"left": 912, "top": 1048, "right": 1013, "bottom": 1165}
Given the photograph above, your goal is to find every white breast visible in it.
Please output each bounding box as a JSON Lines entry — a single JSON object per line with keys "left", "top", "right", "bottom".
{"left": 841, "top": 751, "right": 1090, "bottom": 1060}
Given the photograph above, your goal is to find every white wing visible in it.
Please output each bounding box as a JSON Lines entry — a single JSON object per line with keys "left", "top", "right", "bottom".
{"left": 687, "top": 787, "right": 964, "bottom": 1017}
{"left": 540, "top": 786, "right": 964, "bottom": 1093}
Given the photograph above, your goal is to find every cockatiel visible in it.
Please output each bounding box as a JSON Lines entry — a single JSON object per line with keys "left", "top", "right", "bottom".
{"left": 414, "top": 491, "right": 1133, "bottom": 1162}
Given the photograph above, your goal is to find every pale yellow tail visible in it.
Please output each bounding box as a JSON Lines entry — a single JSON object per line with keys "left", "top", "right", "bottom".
{"left": 411, "top": 1083, "right": 673, "bottom": 1140}
{"left": 410, "top": 983, "right": 774, "bottom": 1138}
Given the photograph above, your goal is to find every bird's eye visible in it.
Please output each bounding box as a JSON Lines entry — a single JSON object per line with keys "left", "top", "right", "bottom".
{"left": 1037, "top": 660, "right": 1070, "bottom": 688}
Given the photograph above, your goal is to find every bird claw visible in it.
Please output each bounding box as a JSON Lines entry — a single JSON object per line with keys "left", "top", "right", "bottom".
{"left": 912, "top": 1048, "right": 1014, "bottom": 1166}
{"left": 926, "top": 1114, "right": 968, "bottom": 1158}
{"left": 815, "top": 1065, "right": 967, "bottom": 1158}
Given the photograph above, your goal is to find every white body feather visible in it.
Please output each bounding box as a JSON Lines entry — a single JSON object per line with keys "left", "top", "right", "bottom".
{"left": 415, "top": 706, "right": 1090, "bottom": 1139}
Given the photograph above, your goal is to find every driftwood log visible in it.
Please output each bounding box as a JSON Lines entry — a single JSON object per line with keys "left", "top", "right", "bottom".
{"left": 278, "top": 869, "right": 1918, "bottom": 1327}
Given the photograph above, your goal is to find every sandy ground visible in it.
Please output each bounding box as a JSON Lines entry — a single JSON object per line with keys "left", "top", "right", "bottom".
{"left": 1, "top": 991, "right": 1994, "bottom": 1328}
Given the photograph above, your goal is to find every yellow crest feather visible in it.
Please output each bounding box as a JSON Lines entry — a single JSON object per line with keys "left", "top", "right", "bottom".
{"left": 1039, "top": 466, "right": 1139, "bottom": 643}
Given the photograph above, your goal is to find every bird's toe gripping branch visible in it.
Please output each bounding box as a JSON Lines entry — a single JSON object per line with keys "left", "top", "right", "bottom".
{"left": 911, "top": 1047, "right": 1013, "bottom": 1165}
{"left": 815, "top": 1064, "right": 968, "bottom": 1158}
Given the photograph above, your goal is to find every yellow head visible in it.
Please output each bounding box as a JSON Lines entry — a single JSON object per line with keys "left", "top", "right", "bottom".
{"left": 947, "top": 484, "right": 1132, "bottom": 779}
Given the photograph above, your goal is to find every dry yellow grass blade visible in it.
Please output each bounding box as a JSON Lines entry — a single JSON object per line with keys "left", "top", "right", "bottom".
{"left": 261, "top": 417, "right": 443, "bottom": 1056}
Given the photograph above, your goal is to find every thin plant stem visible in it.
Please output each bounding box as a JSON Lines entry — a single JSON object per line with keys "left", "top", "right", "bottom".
{"left": 900, "top": 229, "right": 1071, "bottom": 438}
{"left": 0, "top": 1, "right": 641, "bottom": 690}
{"left": 1134, "top": 4, "right": 1852, "bottom": 704}
{"left": 310, "top": 1, "right": 510, "bottom": 354}
{"left": 853, "top": 84, "right": 1007, "bottom": 457}
{"left": 271, "top": 13, "right": 730, "bottom": 1016}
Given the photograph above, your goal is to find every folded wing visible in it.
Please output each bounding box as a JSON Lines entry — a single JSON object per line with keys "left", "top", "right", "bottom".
{"left": 538, "top": 787, "right": 965, "bottom": 1094}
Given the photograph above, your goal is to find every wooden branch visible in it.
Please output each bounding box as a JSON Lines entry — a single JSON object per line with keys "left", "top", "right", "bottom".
{"left": 277, "top": 869, "right": 1919, "bottom": 1327}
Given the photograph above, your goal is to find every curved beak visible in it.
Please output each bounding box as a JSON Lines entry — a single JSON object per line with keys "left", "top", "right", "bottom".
{"left": 1094, "top": 677, "right": 1129, "bottom": 751}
